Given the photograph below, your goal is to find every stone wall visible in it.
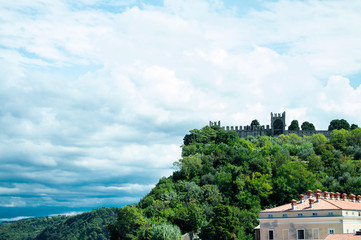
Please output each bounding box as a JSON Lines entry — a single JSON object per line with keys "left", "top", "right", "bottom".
{"left": 209, "top": 112, "right": 331, "bottom": 138}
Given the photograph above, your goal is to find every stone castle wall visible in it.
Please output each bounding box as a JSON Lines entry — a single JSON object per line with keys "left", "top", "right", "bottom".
{"left": 210, "top": 112, "right": 331, "bottom": 138}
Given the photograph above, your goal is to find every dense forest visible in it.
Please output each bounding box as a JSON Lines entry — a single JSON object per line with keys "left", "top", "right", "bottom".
{"left": 108, "top": 123, "right": 361, "bottom": 240}
{"left": 0, "top": 207, "right": 118, "bottom": 240}
{"left": 2, "top": 121, "right": 361, "bottom": 240}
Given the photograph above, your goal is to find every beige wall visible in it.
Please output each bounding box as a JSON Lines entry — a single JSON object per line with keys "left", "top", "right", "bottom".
{"left": 259, "top": 211, "right": 361, "bottom": 240}
{"left": 260, "top": 218, "right": 341, "bottom": 240}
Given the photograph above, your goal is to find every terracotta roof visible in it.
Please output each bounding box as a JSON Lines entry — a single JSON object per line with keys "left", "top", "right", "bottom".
{"left": 262, "top": 194, "right": 361, "bottom": 212}
{"left": 324, "top": 234, "right": 361, "bottom": 240}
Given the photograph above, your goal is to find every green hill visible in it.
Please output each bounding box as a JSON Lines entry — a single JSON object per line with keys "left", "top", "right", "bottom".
{"left": 2, "top": 126, "right": 361, "bottom": 239}
{"left": 0, "top": 207, "right": 118, "bottom": 240}
{"left": 108, "top": 126, "right": 361, "bottom": 240}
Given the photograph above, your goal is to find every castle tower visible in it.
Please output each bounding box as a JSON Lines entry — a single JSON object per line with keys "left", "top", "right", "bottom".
{"left": 271, "top": 112, "right": 286, "bottom": 135}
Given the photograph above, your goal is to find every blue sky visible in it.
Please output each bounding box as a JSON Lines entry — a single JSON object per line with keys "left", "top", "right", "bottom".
{"left": 1, "top": 0, "right": 361, "bottom": 220}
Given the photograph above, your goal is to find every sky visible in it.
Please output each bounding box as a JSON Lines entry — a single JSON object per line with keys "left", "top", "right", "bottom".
{"left": 1, "top": 0, "right": 361, "bottom": 220}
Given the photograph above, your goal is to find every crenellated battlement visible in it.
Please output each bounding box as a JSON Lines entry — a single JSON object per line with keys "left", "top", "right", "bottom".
{"left": 210, "top": 112, "right": 331, "bottom": 138}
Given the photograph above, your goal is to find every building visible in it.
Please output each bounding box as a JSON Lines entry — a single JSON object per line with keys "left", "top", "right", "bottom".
{"left": 210, "top": 112, "right": 331, "bottom": 138}
{"left": 257, "top": 190, "right": 361, "bottom": 240}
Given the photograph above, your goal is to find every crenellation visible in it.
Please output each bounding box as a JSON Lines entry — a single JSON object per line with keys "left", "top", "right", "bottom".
{"left": 210, "top": 112, "right": 331, "bottom": 138}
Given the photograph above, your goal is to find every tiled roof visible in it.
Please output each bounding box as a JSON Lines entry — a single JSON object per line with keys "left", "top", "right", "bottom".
{"left": 262, "top": 194, "right": 361, "bottom": 212}
{"left": 324, "top": 234, "right": 361, "bottom": 240}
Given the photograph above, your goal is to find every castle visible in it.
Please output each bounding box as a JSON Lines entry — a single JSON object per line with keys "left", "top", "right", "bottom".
{"left": 210, "top": 112, "right": 331, "bottom": 138}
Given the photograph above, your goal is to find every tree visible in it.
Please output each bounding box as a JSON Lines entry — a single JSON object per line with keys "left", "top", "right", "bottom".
{"left": 172, "top": 201, "right": 205, "bottom": 239}
{"left": 301, "top": 121, "right": 315, "bottom": 131}
{"left": 351, "top": 124, "right": 359, "bottom": 130}
{"left": 108, "top": 206, "right": 146, "bottom": 240}
{"left": 152, "top": 223, "right": 182, "bottom": 240}
{"left": 328, "top": 119, "right": 350, "bottom": 131}
{"left": 330, "top": 129, "right": 350, "bottom": 150}
{"left": 310, "top": 134, "right": 327, "bottom": 148}
{"left": 251, "top": 119, "right": 260, "bottom": 128}
{"left": 199, "top": 204, "right": 240, "bottom": 240}
{"left": 349, "top": 128, "right": 361, "bottom": 146}
{"left": 288, "top": 120, "right": 300, "bottom": 131}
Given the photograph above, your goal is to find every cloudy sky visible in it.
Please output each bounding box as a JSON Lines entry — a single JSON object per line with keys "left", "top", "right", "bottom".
{"left": 1, "top": 0, "right": 361, "bottom": 220}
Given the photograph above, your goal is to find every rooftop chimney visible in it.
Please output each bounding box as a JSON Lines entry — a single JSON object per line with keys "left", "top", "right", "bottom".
{"left": 342, "top": 193, "right": 347, "bottom": 201}
{"left": 336, "top": 192, "right": 341, "bottom": 200}
{"left": 315, "top": 193, "right": 321, "bottom": 202}
{"left": 330, "top": 192, "right": 335, "bottom": 200}
{"left": 350, "top": 194, "right": 356, "bottom": 202}
{"left": 307, "top": 190, "right": 313, "bottom": 198}
{"left": 323, "top": 191, "right": 329, "bottom": 199}
{"left": 309, "top": 198, "right": 315, "bottom": 208}
{"left": 357, "top": 195, "right": 361, "bottom": 203}
{"left": 291, "top": 199, "right": 297, "bottom": 210}
{"left": 299, "top": 194, "right": 304, "bottom": 203}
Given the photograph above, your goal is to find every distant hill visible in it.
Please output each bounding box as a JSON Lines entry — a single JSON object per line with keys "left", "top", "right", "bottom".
{"left": 0, "top": 207, "right": 118, "bottom": 240}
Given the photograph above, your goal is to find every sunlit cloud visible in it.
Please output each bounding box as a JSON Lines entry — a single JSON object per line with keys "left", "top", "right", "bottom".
{"left": 1, "top": 0, "right": 361, "bottom": 218}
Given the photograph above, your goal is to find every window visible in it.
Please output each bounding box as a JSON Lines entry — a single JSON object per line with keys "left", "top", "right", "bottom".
{"left": 328, "top": 228, "right": 335, "bottom": 234}
{"left": 268, "top": 214, "right": 273, "bottom": 218}
{"left": 282, "top": 213, "right": 288, "bottom": 218}
{"left": 297, "top": 213, "right": 303, "bottom": 217}
{"left": 312, "top": 228, "right": 319, "bottom": 239}
{"left": 328, "top": 212, "right": 333, "bottom": 216}
{"left": 297, "top": 229, "right": 305, "bottom": 239}
{"left": 282, "top": 229, "right": 289, "bottom": 240}
{"left": 312, "top": 212, "right": 318, "bottom": 216}
{"left": 268, "top": 230, "right": 274, "bottom": 240}
{"left": 352, "top": 212, "right": 355, "bottom": 215}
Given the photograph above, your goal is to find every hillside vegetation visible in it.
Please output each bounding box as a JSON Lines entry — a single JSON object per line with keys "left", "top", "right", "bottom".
{"left": 109, "top": 126, "right": 361, "bottom": 240}
{"left": 0, "top": 207, "right": 118, "bottom": 240}
{"left": 2, "top": 126, "right": 361, "bottom": 239}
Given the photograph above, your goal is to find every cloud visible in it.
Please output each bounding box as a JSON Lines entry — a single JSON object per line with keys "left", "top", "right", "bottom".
{"left": 1, "top": 0, "right": 361, "bottom": 218}
{"left": 318, "top": 76, "right": 361, "bottom": 118}
{"left": 0, "top": 216, "right": 34, "bottom": 222}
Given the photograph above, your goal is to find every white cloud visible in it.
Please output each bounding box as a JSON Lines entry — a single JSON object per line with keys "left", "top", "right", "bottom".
{"left": 318, "top": 76, "right": 361, "bottom": 116}
{"left": 0, "top": 216, "right": 34, "bottom": 222}
{"left": 1, "top": 0, "right": 361, "bottom": 217}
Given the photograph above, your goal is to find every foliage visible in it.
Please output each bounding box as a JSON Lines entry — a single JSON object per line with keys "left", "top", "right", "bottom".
{"left": 4, "top": 124, "right": 361, "bottom": 240}
{"left": 250, "top": 119, "right": 260, "bottom": 128}
{"left": 0, "top": 216, "right": 66, "bottom": 240}
{"left": 328, "top": 119, "right": 350, "bottom": 131}
{"left": 288, "top": 120, "right": 300, "bottom": 131}
{"left": 0, "top": 207, "right": 118, "bottom": 240}
{"left": 152, "top": 223, "right": 181, "bottom": 240}
{"left": 199, "top": 204, "right": 240, "bottom": 240}
{"left": 107, "top": 125, "right": 361, "bottom": 239}
{"left": 351, "top": 124, "right": 359, "bottom": 130}
{"left": 108, "top": 206, "right": 146, "bottom": 240}
{"left": 301, "top": 121, "right": 315, "bottom": 131}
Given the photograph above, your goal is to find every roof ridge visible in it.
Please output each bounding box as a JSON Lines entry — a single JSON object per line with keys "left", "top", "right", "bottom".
{"left": 321, "top": 197, "right": 344, "bottom": 209}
